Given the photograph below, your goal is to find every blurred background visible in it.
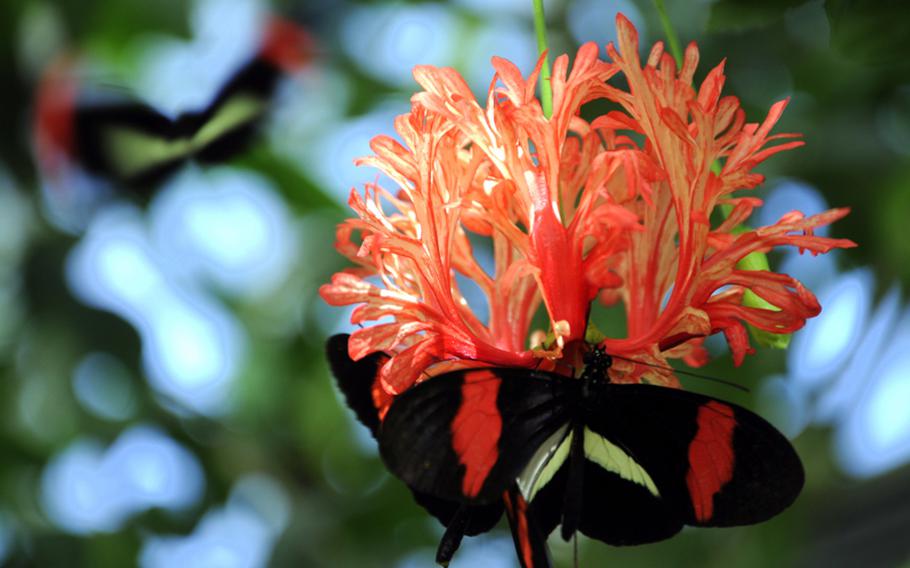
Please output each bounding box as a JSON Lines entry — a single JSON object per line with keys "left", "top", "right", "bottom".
{"left": 0, "top": 0, "right": 909, "bottom": 566}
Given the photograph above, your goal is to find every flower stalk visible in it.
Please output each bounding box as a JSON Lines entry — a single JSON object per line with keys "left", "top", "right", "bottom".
{"left": 653, "top": 0, "right": 684, "bottom": 66}
{"left": 532, "top": 0, "right": 553, "bottom": 117}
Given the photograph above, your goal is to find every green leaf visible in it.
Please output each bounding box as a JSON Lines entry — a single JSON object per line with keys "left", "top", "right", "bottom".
{"left": 719, "top": 202, "right": 792, "bottom": 349}
{"left": 585, "top": 322, "right": 607, "bottom": 345}
{"left": 827, "top": 0, "right": 910, "bottom": 73}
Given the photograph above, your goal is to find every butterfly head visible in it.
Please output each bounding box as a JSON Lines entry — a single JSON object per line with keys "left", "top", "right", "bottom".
{"left": 581, "top": 345, "right": 612, "bottom": 385}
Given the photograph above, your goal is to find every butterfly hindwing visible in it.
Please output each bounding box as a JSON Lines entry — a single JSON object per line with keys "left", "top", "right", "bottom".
{"left": 516, "top": 424, "right": 685, "bottom": 546}
{"left": 511, "top": 381, "right": 801, "bottom": 545}
{"left": 685, "top": 397, "right": 804, "bottom": 526}
{"left": 503, "top": 485, "right": 552, "bottom": 568}
{"left": 379, "top": 368, "right": 571, "bottom": 504}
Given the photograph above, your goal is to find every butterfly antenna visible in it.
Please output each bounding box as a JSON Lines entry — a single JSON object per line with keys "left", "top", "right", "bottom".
{"left": 609, "top": 354, "right": 750, "bottom": 393}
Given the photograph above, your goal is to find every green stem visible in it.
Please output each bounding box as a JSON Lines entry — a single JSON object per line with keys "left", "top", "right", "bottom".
{"left": 532, "top": 0, "right": 553, "bottom": 118}
{"left": 653, "top": 0, "right": 683, "bottom": 68}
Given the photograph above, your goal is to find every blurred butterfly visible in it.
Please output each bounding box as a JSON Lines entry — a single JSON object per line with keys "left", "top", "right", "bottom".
{"left": 33, "top": 16, "right": 313, "bottom": 194}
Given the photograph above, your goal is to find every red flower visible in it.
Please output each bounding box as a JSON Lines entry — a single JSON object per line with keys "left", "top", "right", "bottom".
{"left": 320, "top": 14, "right": 855, "bottom": 398}
{"left": 594, "top": 15, "right": 855, "bottom": 378}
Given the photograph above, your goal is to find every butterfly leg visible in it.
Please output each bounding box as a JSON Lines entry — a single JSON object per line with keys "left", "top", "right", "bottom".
{"left": 435, "top": 505, "right": 471, "bottom": 566}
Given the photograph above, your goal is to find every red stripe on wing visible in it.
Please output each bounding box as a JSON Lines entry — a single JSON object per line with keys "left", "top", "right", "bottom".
{"left": 259, "top": 17, "right": 314, "bottom": 73}
{"left": 504, "top": 490, "right": 534, "bottom": 568}
{"left": 686, "top": 400, "right": 736, "bottom": 522}
{"left": 33, "top": 57, "right": 77, "bottom": 180}
{"left": 452, "top": 370, "right": 502, "bottom": 498}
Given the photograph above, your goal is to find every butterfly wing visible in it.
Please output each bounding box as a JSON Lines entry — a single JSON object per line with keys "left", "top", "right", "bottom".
{"left": 587, "top": 384, "right": 804, "bottom": 529}
{"left": 325, "top": 334, "right": 503, "bottom": 537}
{"left": 504, "top": 485, "right": 553, "bottom": 568}
{"left": 70, "top": 60, "right": 274, "bottom": 188}
{"left": 188, "top": 59, "right": 278, "bottom": 164}
{"left": 192, "top": 16, "right": 313, "bottom": 162}
{"left": 32, "top": 62, "right": 184, "bottom": 190}
{"left": 378, "top": 367, "right": 572, "bottom": 505}
{"left": 325, "top": 333, "right": 386, "bottom": 435}
{"left": 514, "top": 423, "right": 685, "bottom": 546}
{"left": 73, "top": 102, "right": 191, "bottom": 188}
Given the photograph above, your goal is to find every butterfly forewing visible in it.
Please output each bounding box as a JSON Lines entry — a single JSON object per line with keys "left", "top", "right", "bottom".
{"left": 326, "top": 334, "right": 503, "bottom": 537}
{"left": 192, "top": 59, "right": 278, "bottom": 162}
{"left": 379, "top": 368, "right": 572, "bottom": 504}
{"left": 588, "top": 384, "right": 804, "bottom": 527}
{"left": 74, "top": 103, "right": 184, "bottom": 188}
{"left": 325, "top": 333, "right": 386, "bottom": 436}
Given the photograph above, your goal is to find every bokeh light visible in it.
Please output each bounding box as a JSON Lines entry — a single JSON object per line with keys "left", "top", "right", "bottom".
{"left": 459, "top": 17, "right": 538, "bottom": 92}
{"left": 0, "top": 512, "right": 13, "bottom": 566}
{"left": 341, "top": 3, "right": 459, "bottom": 87}
{"left": 788, "top": 269, "right": 873, "bottom": 390}
{"left": 305, "top": 102, "right": 408, "bottom": 203}
{"left": 67, "top": 203, "right": 246, "bottom": 415}
{"left": 836, "top": 314, "right": 910, "bottom": 478}
{"left": 134, "top": 0, "right": 264, "bottom": 117}
{"left": 42, "top": 426, "right": 203, "bottom": 534}
{"left": 815, "top": 285, "right": 902, "bottom": 424}
{"left": 149, "top": 168, "right": 298, "bottom": 298}
{"left": 139, "top": 474, "right": 289, "bottom": 568}
{"left": 567, "top": 0, "right": 644, "bottom": 50}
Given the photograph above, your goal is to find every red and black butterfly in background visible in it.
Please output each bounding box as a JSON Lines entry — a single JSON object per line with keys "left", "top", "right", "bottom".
{"left": 33, "top": 16, "right": 313, "bottom": 194}
{"left": 327, "top": 333, "right": 804, "bottom": 567}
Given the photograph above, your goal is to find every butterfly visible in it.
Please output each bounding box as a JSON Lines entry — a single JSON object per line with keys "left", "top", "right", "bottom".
{"left": 33, "top": 17, "right": 313, "bottom": 192}
{"left": 327, "top": 333, "right": 804, "bottom": 567}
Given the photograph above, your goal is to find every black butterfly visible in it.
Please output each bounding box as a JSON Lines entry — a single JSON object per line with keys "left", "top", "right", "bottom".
{"left": 33, "top": 17, "right": 312, "bottom": 192}
{"left": 327, "top": 333, "right": 803, "bottom": 567}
